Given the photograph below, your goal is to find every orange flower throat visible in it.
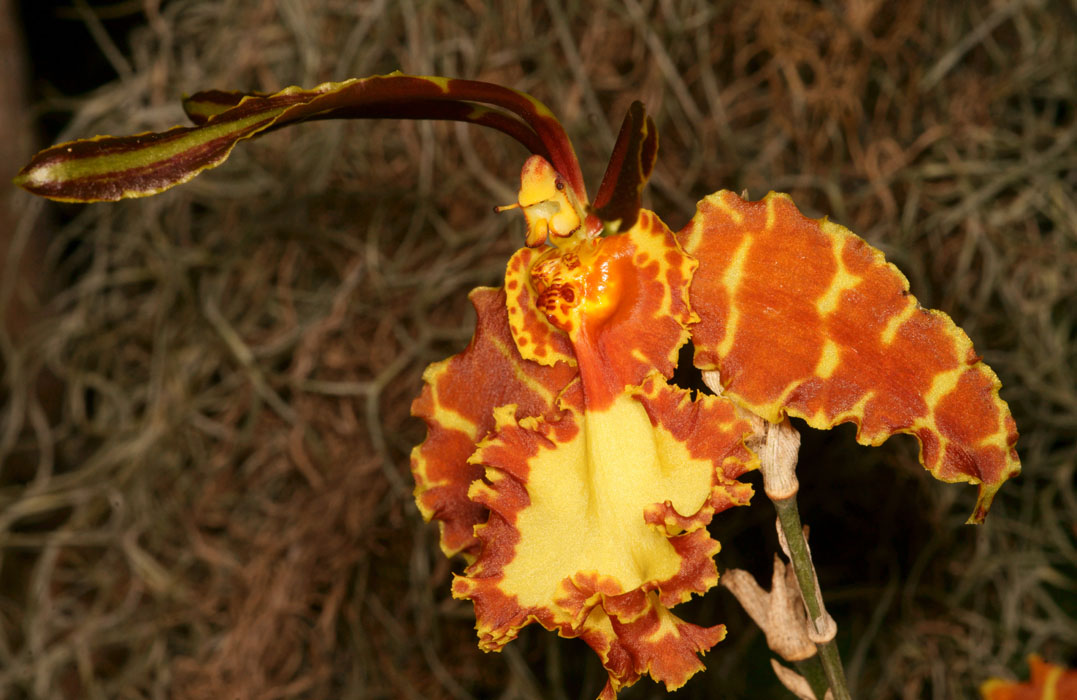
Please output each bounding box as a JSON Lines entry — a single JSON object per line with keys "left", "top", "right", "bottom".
{"left": 530, "top": 240, "right": 630, "bottom": 338}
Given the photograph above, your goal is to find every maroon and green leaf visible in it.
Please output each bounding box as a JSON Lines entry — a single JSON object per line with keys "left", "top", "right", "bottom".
{"left": 14, "top": 73, "right": 584, "bottom": 203}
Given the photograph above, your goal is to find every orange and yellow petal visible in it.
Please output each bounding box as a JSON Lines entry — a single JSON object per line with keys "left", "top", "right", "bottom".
{"left": 981, "top": 655, "right": 1077, "bottom": 700}
{"left": 410, "top": 286, "right": 576, "bottom": 559}
{"left": 680, "top": 190, "right": 1020, "bottom": 522}
{"left": 584, "top": 595, "right": 726, "bottom": 699}
{"left": 505, "top": 246, "right": 577, "bottom": 368}
{"left": 452, "top": 377, "right": 756, "bottom": 695}
{"left": 509, "top": 210, "right": 697, "bottom": 410}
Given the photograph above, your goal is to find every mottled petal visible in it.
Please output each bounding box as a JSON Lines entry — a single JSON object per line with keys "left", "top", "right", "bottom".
{"left": 410, "top": 287, "right": 576, "bottom": 559}
{"left": 583, "top": 595, "right": 726, "bottom": 698}
{"left": 504, "top": 246, "right": 577, "bottom": 367}
{"left": 680, "top": 190, "right": 1020, "bottom": 522}
{"left": 452, "top": 376, "right": 756, "bottom": 695}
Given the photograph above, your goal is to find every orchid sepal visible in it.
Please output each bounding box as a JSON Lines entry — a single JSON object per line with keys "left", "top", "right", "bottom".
{"left": 14, "top": 73, "right": 586, "bottom": 204}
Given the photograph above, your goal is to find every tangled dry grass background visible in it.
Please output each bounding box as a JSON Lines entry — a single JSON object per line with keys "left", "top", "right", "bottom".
{"left": 1, "top": 1, "right": 1074, "bottom": 698}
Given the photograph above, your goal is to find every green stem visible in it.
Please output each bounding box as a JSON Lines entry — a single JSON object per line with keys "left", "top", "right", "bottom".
{"left": 794, "top": 655, "right": 831, "bottom": 700}
{"left": 773, "top": 496, "right": 851, "bottom": 700}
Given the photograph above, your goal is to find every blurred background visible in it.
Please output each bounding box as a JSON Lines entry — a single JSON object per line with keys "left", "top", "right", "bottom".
{"left": 1, "top": 0, "right": 1074, "bottom": 698}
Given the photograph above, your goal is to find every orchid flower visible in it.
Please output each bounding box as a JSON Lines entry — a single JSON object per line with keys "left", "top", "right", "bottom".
{"left": 15, "top": 73, "right": 1020, "bottom": 698}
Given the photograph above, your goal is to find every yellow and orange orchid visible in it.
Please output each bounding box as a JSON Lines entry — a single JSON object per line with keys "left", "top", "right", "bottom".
{"left": 15, "top": 73, "right": 1021, "bottom": 698}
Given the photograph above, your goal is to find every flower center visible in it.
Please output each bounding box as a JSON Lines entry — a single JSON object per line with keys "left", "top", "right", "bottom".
{"left": 529, "top": 237, "right": 631, "bottom": 339}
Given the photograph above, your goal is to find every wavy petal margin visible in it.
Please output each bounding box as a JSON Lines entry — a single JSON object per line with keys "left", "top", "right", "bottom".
{"left": 981, "top": 655, "right": 1077, "bottom": 700}
{"left": 15, "top": 73, "right": 586, "bottom": 203}
{"left": 679, "top": 190, "right": 1020, "bottom": 522}
{"left": 410, "top": 287, "right": 576, "bottom": 559}
{"left": 453, "top": 375, "right": 756, "bottom": 696}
